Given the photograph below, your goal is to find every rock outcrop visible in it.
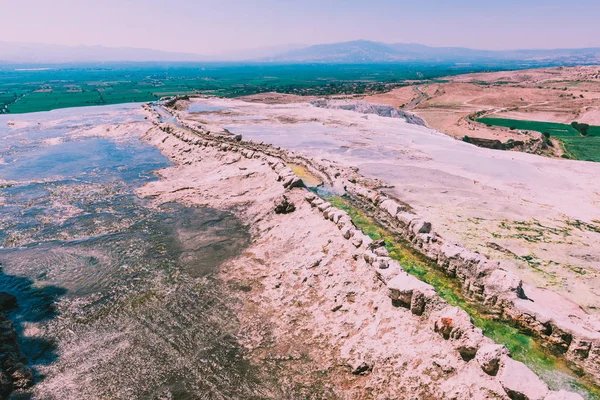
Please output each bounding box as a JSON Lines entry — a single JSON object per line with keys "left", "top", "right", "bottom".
{"left": 345, "top": 182, "right": 600, "bottom": 385}
{"left": 274, "top": 195, "right": 296, "bottom": 214}
{"left": 498, "top": 357, "right": 549, "bottom": 400}
{"left": 148, "top": 101, "right": 588, "bottom": 399}
{"left": 301, "top": 191, "right": 582, "bottom": 400}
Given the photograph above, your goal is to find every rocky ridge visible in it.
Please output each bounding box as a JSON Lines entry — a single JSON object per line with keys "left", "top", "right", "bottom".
{"left": 142, "top": 100, "right": 594, "bottom": 398}
{"left": 155, "top": 99, "right": 600, "bottom": 389}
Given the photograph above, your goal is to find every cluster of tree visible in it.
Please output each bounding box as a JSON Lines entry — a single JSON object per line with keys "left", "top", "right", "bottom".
{"left": 571, "top": 121, "right": 590, "bottom": 136}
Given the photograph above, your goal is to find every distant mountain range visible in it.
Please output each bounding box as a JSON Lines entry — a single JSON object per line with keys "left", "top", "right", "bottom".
{"left": 1, "top": 40, "right": 600, "bottom": 64}
{"left": 263, "top": 40, "right": 600, "bottom": 64}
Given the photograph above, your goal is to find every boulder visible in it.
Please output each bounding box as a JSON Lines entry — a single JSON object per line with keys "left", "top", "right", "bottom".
{"left": 475, "top": 344, "right": 509, "bottom": 376}
{"left": 274, "top": 195, "right": 296, "bottom": 214}
{"left": 337, "top": 216, "right": 352, "bottom": 229}
{"left": 454, "top": 327, "right": 485, "bottom": 360}
{"left": 367, "top": 239, "right": 386, "bottom": 251}
{"left": 373, "top": 257, "right": 390, "bottom": 270}
{"left": 312, "top": 198, "right": 325, "bottom": 208}
{"left": 410, "top": 219, "right": 432, "bottom": 235}
{"left": 367, "top": 190, "right": 381, "bottom": 204}
{"left": 351, "top": 232, "right": 365, "bottom": 248}
{"left": 376, "top": 259, "right": 403, "bottom": 284}
{"left": 273, "top": 162, "right": 286, "bottom": 172}
{"left": 352, "top": 186, "right": 370, "bottom": 198}
{"left": 317, "top": 202, "right": 332, "bottom": 212}
{"left": 498, "top": 357, "right": 549, "bottom": 400}
{"left": 544, "top": 391, "right": 584, "bottom": 400}
{"left": 283, "top": 176, "right": 304, "bottom": 189}
{"left": 341, "top": 224, "right": 355, "bottom": 240}
{"left": 379, "top": 199, "right": 403, "bottom": 218}
{"left": 434, "top": 306, "right": 472, "bottom": 340}
{"left": 373, "top": 246, "right": 389, "bottom": 257}
{"left": 363, "top": 250, "right": 377, "bottom": 265}
{"left": 396, "top": 211, "right": 417, "bottom": 228}
{"left": 387, "top": 272, "right": 435, "bottom": 315}
{"left": 304, "top": 192, "right": 317, "bottom": 202}
{"left": 484, "top": 269, "right": 526, "bottom": 301}
{"left": 322, "top": 207, "right": 334, "bottom": 219}
{"left": 361, "top": 235, "right": 373, "bottom": 250}
{"left": 332, "top": 210, "right": 347, "bottom": 224}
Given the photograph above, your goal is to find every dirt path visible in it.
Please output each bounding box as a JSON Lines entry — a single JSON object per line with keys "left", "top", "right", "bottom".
{"left": 403, "top": 85, "right": 428, "bottom": 110}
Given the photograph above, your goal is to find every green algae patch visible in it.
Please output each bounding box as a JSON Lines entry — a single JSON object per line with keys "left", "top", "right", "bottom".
{"left": 325, "top": 194, "right": 600, "bottom": 398}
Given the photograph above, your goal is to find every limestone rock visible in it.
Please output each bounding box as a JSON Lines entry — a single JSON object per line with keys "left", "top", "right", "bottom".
{"left": 361, "top": 235, "right": 373, "bottom": 250}
{"left": 351, "top": 232, "right": 365, "bottom": 248}
{"left": 379, "top": 199, "right": 403, "bottom": 218}
{"left": 367, "top": 239, "right": 386, "bottom": 251}
{"left": 282, "top": 175, "right": 304, "bottom": 189}
{"left": 274, "top": 195, "right": 296, "bottom": 214}
{"left": 341, "top": 224, "right": 355, "bottom": 239}
{"left": 311, "top": 198, "right": 324, "bottom": 208}
{"left": 373, "top": 247, "right": 389, "bottom": 257}
{"left": 376, "top": 259, "right": 403, "bottom": 284}
{"left": 322, "top": 207, "right": 334, "bottom": 219}
{"left": 373, "top": 256, "right": 390, "bottom": 270}
{"left": 304, "top": 192, "right": 317, "bottom": 202}
{"left": 363, "top": 250, "right": 377, "bottom": 265}
{"left": 475, "top": 344, "right": 509, "bottom": 376}
{"left": 337, "top": 216, "right": 352, "bottom": 230}
{"left": 454, "top": 327, "right": 485, "bottom": 360}
{"left": 434, "top": 306, "right": 472, "bottom": 340}
{"left": 484, "top": 269, "right": 526, "bottom": 302}
{"left": 396, "top": 211, "right": 417, "bottom": 228}
{"left": 410, "top": 219, "right": 432, "bottom": 235}
{"left": 498, "top": 357, "right": 549, "bottom": 400}
{"left": 317, "top": 202, "right": 332, "bottom": 212}
{"left": 332, "top": 210, "right": 347, "bottom": 224}
{"left": 388, "top": 272, "right": 435, "bottom": 315}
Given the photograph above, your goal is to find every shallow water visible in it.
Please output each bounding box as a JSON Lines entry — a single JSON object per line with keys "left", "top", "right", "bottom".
{"left": 187, "top": 102, "right": 226, "bottom": 113}
{"left": 0, "top": 106, "right": 262, "bottom": 399}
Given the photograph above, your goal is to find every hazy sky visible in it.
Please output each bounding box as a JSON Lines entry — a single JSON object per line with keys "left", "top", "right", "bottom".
{"left": 2, "top": 0, "right": 599, "bottom": 54}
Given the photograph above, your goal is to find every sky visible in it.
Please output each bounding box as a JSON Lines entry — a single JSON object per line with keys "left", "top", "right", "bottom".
{"left": 2, "top": 0, "right": 600, "bottom": 54}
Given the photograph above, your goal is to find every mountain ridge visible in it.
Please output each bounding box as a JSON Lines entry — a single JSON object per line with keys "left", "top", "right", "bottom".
{"left": 1, "top": 40, "right": 600, "bottom": 64}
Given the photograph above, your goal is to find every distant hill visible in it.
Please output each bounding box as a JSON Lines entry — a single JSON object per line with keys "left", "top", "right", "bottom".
{"left": 1, "top": 40, "right": 600, "bottom": 65}
{"left": 262, "top": 40, "right": 600, "bottom": 64}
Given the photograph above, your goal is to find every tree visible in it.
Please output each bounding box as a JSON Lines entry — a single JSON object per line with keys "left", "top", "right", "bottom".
{"left": 571, "top": 121, "right": 590, "bottom": 136}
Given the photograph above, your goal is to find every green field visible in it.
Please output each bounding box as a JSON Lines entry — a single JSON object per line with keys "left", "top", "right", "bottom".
{"left": 0, "top": 61, "right": 533, "bottom": 114}
{"left": 478, "top": 117, "right": 600, "bottom": 162}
